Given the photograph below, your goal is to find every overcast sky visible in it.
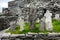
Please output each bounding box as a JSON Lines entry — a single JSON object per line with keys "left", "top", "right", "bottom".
{"left": 0, "top": 0, "right": 14, "bottom": 12}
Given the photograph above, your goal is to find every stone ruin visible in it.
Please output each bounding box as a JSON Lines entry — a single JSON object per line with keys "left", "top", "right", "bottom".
{"left": 0, "top": 0, "right": 60, "bottom": 40}
{"left": 9, "top": 0, "right": 60, "bottom": 31}
{"left": 0, "top": 33, "right": 60, "bottom": 40}
{"left": 0, "top": 8, "right": 18, "bottom": 31}
{"left": 0, "top": 0, "right": 60, "bottom": 32}
{"left": 0, "top": 16, "right": 9, "bottom": 31}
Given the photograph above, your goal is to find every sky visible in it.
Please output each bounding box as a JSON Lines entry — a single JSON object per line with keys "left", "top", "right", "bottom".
{"left": 0, "top": 0, "right": 14, "bottom": 12}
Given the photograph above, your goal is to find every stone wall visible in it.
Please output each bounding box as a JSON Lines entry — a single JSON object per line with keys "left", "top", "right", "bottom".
{"left": 0, "top": 33, "right": 60, "bottom": 40}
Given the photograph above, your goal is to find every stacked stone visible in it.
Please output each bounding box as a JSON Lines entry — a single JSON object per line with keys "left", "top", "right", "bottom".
{"left": 0, "top": 0, "right": 19, "bottom": 31}
{"left": 0, "top": 33, "right": 60, "bottom": 40}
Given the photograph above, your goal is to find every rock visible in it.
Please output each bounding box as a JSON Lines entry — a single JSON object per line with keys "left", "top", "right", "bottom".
{"left": 48, "top": 32, "right": 59, "bottom": 36}
{"left": 0, "top": 16, "right": 10, "bottom": 31}
{"left": 1, "top": 33, "right": 11, "bottom": 37}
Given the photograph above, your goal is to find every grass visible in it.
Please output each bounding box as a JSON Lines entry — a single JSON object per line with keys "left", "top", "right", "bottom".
{"left": 6, "top": 19, "right": 60, "bottom": 34}
{"left": 52, "top": 20, "right": 60, "bottom": 32}
{"left": 6, "top": 22, "right": 40, "bottom": 34}
{"left": 6, "top": 25, "right": 20, "bottom": 34}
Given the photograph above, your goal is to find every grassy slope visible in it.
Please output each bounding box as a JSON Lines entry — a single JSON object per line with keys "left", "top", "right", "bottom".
{"left": 6, "top": 20, "right": 60, "bottom": 34}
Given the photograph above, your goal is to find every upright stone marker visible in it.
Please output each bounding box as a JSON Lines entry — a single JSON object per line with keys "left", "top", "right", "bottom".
{"left": 39, "top": 17, "right": 45, "bottom": 31}
{"left": 10, "top": 21, "right": 16, "bottom": 31}
{"left": 17, "top": 17, "right": 25, "bottom": 31}
{"left": 55, "top": 14, "right": 60, "bottom": 20}
{"left": 44, "top": 10, "right": 53, "bottom": 31}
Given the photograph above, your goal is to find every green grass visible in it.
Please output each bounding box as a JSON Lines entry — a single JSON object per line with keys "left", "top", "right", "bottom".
{"left": 52, "top": 20, "right": 60, "bottom": 32}
{"left": 6, "top": 22, "right": 40, "bottom": 34}
{"left": 19, "top": 22, "right": 40, "bottom": 34}
{"left": 6, "top": 25, "right": 20, "bottom": 34}
{"left": 6, "top": 20, "right": 60, "bottom": 34}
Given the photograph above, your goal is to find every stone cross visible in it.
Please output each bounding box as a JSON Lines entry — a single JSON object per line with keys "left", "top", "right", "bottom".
{"left": 44, "top": 10, "right": 53, "bottom": 31}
